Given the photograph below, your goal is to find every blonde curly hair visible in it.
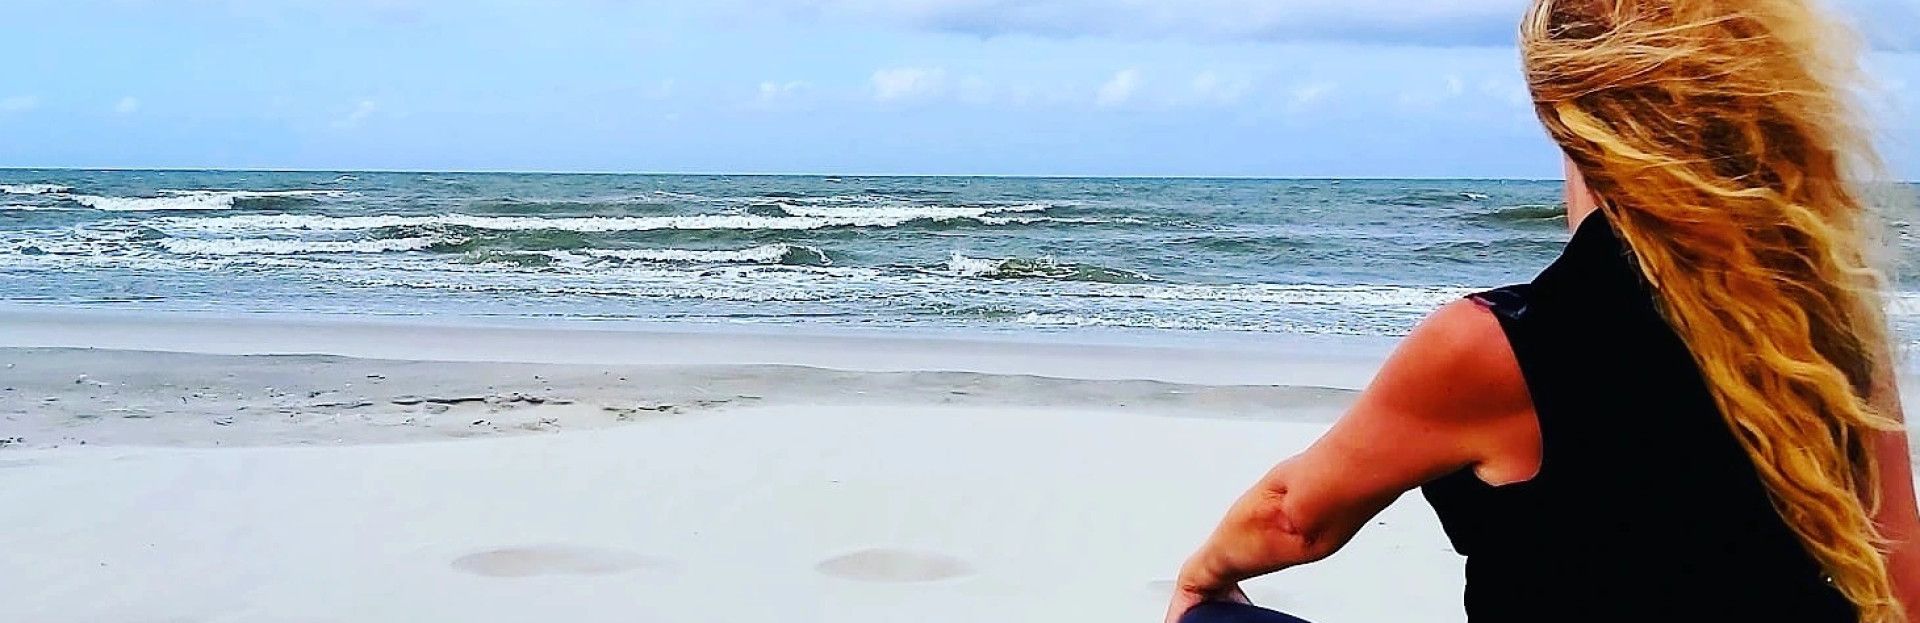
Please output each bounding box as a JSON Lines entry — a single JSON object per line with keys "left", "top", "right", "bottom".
{"left": 1522, "top": 0, "right": 1903, "bottom": 620}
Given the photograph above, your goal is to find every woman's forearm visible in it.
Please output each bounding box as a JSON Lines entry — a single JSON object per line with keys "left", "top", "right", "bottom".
{"left": 1179, "top": 467, "right": 1335, "bottom": 591}
{"left": 1171, "top": 302, "right": 1516, "bottom": 602}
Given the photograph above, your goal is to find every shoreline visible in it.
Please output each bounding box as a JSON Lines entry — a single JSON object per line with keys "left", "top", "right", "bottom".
{"left": 0, "top": 308, "right": 1382, "bottom": 451}
{"left": 0, "top": 306, "right": 1398, "bottom": 387}
{"left": 0, "top": 347, "right": 1359, "bottom": 450}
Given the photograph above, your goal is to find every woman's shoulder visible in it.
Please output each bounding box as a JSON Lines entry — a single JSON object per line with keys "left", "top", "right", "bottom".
{"left": 1362, "top": 299, "right": 1532, "bottom": 433}
{"left": 1306, "top": 298, "right": 1539, "bottom": 492}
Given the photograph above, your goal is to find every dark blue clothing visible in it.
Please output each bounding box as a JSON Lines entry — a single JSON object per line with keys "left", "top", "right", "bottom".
{"left": 1178, "top": 602, "right": 1312, "bottom": 623}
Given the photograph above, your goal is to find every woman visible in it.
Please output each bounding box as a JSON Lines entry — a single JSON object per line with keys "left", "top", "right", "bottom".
{"left": 1165, "top": 1, "right": 1920, "bottom": 622}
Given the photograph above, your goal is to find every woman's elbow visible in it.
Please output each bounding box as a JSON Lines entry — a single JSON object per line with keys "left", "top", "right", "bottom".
{"left": 1227, "top": 487, "right": 1342, "bottom": 568}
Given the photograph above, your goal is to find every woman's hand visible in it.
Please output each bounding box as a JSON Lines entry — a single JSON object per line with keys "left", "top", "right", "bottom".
{"left": 1163, "top": 562, "right": 1250, "bottom": 623}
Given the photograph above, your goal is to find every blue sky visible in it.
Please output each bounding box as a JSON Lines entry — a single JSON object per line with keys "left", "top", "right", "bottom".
{"left": 2, "top": 0, "right": 1916, "bottom": 178}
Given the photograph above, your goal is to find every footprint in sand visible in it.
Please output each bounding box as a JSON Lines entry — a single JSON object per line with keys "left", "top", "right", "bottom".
{"left": 815, "top": 548, "right": 973, "bottom": 583}
{"left": 451, "top": 545, "right": 661, "bottom": 578}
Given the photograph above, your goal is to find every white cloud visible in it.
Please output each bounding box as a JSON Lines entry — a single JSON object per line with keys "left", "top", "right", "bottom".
{"left": 1398, "top": 75, "right": 1472, "bottom": 109}
{"left": 1, "top": 95, "right": 39, "bottom": 113}
{"left": 871, "top": 67, "right": 949, "bottom": 102}
{"left": 114, "top": 96, "right": 141, "bottom": 115}
{"left": 785, "top": 0, "right": 1523, "bottom": 46}
{"left": 1191, "top": 70, "right": 1252, "bottom": 105}
{"left": 333, "top": 99, "right": 378, "bottom": 128}
{"left": 643, "top": 80, "right": 676, "bottom": 100}
{"left": 1004, "top": 85, "right": 1039, "bottom": 107}
{"left": 956, "top": 75, "right": 993, "bottom": 105}
{"left": 1478, "top": 77, "right": 1532, "bottom": 107}
{"left": 757, "top": 81, "right": 811, "bottom": 103}
{"left": 212, "top": 0, "right": 1920, "bottom": 48}
{"left": 784, "top": 0, "right": 1911, "bottom": 48}
{"left": 1096, "top": 69, "right": 1142, "bottom": 108}
{"left": 1290, "top": 82, "right": 1335, "bottom": 106}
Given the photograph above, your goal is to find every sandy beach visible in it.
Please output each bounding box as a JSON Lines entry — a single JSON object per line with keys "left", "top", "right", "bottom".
{"left": 3, "top": 309, "right": 1914, "bottom": 623}
{"left": 5, "top": 0, "right": 1915, "bottom": 615}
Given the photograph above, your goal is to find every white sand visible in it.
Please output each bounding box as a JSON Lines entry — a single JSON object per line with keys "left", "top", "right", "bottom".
{"left": 0, "top": 406, "right": 1461, "bottom": 623}
{"left": 2, "top": 310, "right": 1910, "bottom": 623}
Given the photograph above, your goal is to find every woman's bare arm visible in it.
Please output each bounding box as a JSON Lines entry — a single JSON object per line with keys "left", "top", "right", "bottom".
{"left": 1165, "top": 300, "right": 1538, "bottom": 621}
{"left": 1868, "top": 352, "right": 1920, "bottom": 620}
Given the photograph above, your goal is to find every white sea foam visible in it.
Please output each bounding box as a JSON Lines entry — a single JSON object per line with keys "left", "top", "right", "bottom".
{"left": 152, "top": 212, "right": 1030, "bottom": 233}
{"left": 337, "top": 275, "right": 840, "bottom": 302}
{"left": 160, "top": 189, "right": 347, "bottom": 202}
{"left": 937, "top": 253, "right": 1154, "bottom": 283}
{"left": 773, "top": 202, "right": 1048, "bottom": 220}
{"left": 0, "top": 236, "right": 127, "bottom": 256}
{"left": 1889, "top": 291, "right": 1920, "bottom": 316}
{"left": 562, "top": 244, "right": 826, "bottom": 265}
{"left": 1073, "top": 282, "right": 1475, "bottom": 307}
{"left": 72, "top": 194, "right": 237, "bottom": 212}
{"left": 1012, "top": 312, "right": 1267, "bottom": 332}
{"left": 157, "top": 236, "right": 449, "bottom": 256}
{"left": 982, "top": 215, "right": 1140, "bottom": 226}
{"left": 0, "top": 184, "right": 70, "bottom": 195}
{"left": 0, "top": 204, "right": 79, "bottom": 212}
{"left": 945, "top": 253, "right": 1007, "bottom": 277}
{"left": 649, "top": 190, "right": 717, "bottom": 202}
{"left": 71, "top": 190, "right": 344, "bottom": 212}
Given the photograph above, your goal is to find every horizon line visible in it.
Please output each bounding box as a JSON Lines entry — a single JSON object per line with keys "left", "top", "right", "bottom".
{"left": 6, "top": 166, "right": 1914, "bottom": 185}
{"left": 0, "top": 165, "right": 1569, "bottom": 182}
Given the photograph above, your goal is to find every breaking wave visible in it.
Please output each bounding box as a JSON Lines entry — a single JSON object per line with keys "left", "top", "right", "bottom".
{"left": 771, "top": 202, "right": 1049, "bottom": 220}
{"left": 157, "top": 236, "right": 455, "bottom": 256}
{"left": 1, "top": 184, "right": 71, "bottom": 195}
{"left": 69, "top": 190, "right": 345, "bottom": 212}
{"left": 152, "top": 212, "right": 1055, "bottom": 233}
{"left": 943, "top": 253, "right": 1154, "bottom": 284}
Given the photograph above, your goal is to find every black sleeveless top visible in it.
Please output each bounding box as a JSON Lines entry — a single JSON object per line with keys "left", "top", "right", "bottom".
{"left": 1419, "top": 215, "right": 1856, "bottom": 622}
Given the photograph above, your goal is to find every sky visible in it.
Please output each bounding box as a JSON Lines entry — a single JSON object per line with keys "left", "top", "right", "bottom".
{"left": 1, "top": 0, "right": 1916, "bottom": 178}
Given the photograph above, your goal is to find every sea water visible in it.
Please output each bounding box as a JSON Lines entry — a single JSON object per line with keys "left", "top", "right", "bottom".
{"left": 3, "top": 169, "right": 1914, "bottom": 340}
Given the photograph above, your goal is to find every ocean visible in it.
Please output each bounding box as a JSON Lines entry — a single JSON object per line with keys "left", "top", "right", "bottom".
{"left": 3, "top": 169, "right": 1914, "bottom": 341}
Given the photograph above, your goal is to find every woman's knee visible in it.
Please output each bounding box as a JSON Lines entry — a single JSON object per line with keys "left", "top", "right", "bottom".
{"left": 1177, "top": 602, "right": 1313, "bottom": 623}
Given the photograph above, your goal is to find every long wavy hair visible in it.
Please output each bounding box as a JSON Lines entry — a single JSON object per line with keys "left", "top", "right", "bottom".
{"left": 1522, "top": 0, "right": 1903, "bottom": 619}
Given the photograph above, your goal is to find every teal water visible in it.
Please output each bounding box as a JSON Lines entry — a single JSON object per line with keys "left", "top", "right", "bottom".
{"left": 2, "top": 169, "right": 1911, "bottom": 339}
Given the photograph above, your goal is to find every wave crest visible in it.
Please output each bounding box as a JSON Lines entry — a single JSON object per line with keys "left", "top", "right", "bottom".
{"left": 1, "top": 184, "right": 71, "bottom": 195}
{"left": 470, "top": 244, "right": 832, "bottom": 267}
{"left": 154, "top": 212, "right": 1059, "bottom": 233}
{"left": 943, "top": 253, "right": 1154, "bottom": 284}
{"left": 571, "top": 244, "right": 831, "bottom": 266}
{"left": 772, "top": 202, "right": 1049, "bottom": 220}
{"left": 157, "top": 236, "right": 454, "bottom": 256}
{"left": 71, "top": 190, "right": 345, "bottom": 212}
{"left": 1, "top": 204, "right": 80, "bottom": 212}
{"left": 1465, "top": 203, "right": 1566, "bottom": 225}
